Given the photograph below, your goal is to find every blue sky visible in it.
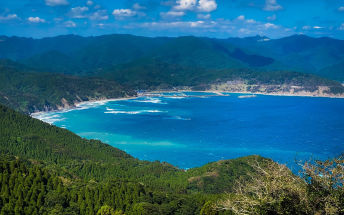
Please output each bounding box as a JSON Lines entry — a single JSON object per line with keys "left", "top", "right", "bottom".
{"left": 1, "top": 0, "right": 344, "bottom": 39}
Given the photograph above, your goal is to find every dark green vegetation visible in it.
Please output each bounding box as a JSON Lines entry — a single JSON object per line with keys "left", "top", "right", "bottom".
{"left": 0, "top": 60, "right": 134, "bottom": 113}
{"left": 1, "top": 34, "right": 344, "bottom": 81}
{"left": 1, "top": 56, "right": 344, "bottom": 113}
{"left": 1, "top": 104, "right": 343, "bottom": 214}
{"left": 1, "top": 34, "right": 344, "bottom": 113}
{"left": 102, "top": 59, "right": 344, "bottom": 94}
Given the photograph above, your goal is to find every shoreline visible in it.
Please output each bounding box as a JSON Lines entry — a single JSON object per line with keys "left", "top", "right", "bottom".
{"left": 31, "top": 89, "right": 344, "bottom": 118}
{"left": 148, "top": 89, "right": 344, "bottom": 99}
{"left": 30, "top": 96, "right": 139, "bottom": 117}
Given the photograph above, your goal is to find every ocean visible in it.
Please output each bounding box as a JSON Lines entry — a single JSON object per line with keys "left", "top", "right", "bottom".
{"left": 32, "top": 92, "right": 344, "bottom": 170}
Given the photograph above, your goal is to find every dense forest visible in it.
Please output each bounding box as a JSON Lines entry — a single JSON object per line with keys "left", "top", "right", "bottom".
{"left": 0, "top": 104, "right": 343, "bottom": 214}
{"left": 0, "top": 60, "right": 135, "bottom": 113}
{"left": 0, "top": 34, "right": 344, "bottom": 81}
{"left": 1, "top": 58, "right": 344, "bottom": 113}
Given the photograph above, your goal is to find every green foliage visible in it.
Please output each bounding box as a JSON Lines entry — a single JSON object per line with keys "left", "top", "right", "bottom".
{"left": 200, "top": 201, "right": 218, "bottom": 215}
{"left": 0, "top": 59, "right": 134, "bottom": 113}
{"left": 97, "top": 205, "right": 124, "bottom": 215}
{"left": 100, "top": 58, "right": 344, "bottom": 94}
{"left": 2, "top": 34, "right": 344, "bottom": 82}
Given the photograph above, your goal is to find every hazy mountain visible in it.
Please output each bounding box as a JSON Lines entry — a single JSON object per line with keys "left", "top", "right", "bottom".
{"left": 226, "top": 34, "right": 344, "bottom": 74}
{"left": 319, "top": 59, "right": 344, "bottom": 82}
{"left": 0, "top": 34, "right": 289, "bottom": 75}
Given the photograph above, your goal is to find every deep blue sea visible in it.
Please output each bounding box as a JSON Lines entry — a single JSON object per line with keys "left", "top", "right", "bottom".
{"left": 33, "top": 92, "right": 344, "bottom": 170}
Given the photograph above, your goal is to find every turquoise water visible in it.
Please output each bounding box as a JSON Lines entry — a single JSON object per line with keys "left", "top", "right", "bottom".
{"left": 33, "top": 92, "right": 344, "bottom": 170}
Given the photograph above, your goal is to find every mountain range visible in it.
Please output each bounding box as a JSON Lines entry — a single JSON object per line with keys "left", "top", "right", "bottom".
{"left": 0, "top": 34, "right": 344, "bottom": 82}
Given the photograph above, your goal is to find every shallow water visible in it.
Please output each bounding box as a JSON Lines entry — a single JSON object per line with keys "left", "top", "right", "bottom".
{"left": 33, "top": 92, "right": 344, "bottom": 170}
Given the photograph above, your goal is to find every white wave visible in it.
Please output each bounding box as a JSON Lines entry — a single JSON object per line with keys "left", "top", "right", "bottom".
{"left": 133, "top": 97, "right": 167, "bottom": 104}
{"left": 106, "top": 107, "right": 115, "bottom": 111}
{"left": 32, "top": 113, "right": 65, "bottom": 124}
{"left": 167, "top": 96, "right": 186, "bottom": 99}
{"left": 238, "top": 95, "right": 257, "bottom": 99}
{"left": 76, "top": 100, "right": 108, "bottom": 110}
{"left": 105, "top": 109, "right": 165, "bottom": 115}
{"left": 167, "top": 116, "right": 191, "bottom": 121}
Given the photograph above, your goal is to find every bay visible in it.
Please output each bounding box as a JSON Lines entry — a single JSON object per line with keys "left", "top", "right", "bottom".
{"left": 33, "top": 92, "right": 344, "bottom": 170}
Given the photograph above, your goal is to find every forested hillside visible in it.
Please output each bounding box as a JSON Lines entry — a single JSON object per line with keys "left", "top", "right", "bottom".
{"left": 1, "top": 57, "right": 344, "bottom": 113}
{"left": 1, "top": 34, "right": 344, "bottom": 81}
{"left": 0, "top": 60, "right": 134, "bottom": 113}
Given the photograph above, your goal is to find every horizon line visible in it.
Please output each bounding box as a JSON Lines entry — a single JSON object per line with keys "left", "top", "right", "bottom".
{"left": 0, "top": 32, "right": 343, "bottom": 41}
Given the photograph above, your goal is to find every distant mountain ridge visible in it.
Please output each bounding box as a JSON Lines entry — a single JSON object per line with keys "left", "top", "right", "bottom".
{"left": 1, "top": 34, "right": 343, "bottom": 81}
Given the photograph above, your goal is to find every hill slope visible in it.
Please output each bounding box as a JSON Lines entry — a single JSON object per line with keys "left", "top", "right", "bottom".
{"left": 0, "top": 60, "right": 134, "bottom": 113}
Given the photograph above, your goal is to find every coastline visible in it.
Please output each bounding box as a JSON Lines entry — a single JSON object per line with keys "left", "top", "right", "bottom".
{"left": 148, "top": 89, "right": 344, "bottom": 99}
{"left": 30, "top": 96, "right": 139, "bottom": 118}
{"left": 31, "top": 88, "right": 344, "bottom": 119}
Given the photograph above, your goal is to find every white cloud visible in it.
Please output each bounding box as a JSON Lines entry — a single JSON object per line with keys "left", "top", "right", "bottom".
{"left": 264, "top": 23, "right": 278, "bottom": 29}
{"left": 197, "top": 13, "right": 211, "bottom": 19}
{"left": 139, "top": 20, "right": 216, "bottom": 29}
{"left": 65, "top": 20, "right": 76, "bottom": 28}
{"left": 96, "top": 23, "right": 105, "bottom": 28}
{"left": 338, "top": 6, "right": 344, "bottom": 11}
{"left": 90, "top": 10, "right": 109, "bottom": 20}
{"left": 264, "top": 0, "right": 282, "bottom": 11}
{"left": 87, "top": 1, "right": 93, "bottom": 6}
{"left": 246, "top": 19, "right": 256, "bottom": 24}
{"left": 174, "top": 0, "right": 197, "bottom": 11}
{"left": 197, "top": 0, "right": 217, "bottom": 12}
{"left": 28, "top": 17, "right": 46, "bottom": 23}
{"left": 112, "top": 9, "right": 137, "bottom": 17}
{"left": 190, "top": 20, "right": 205, "bottom": 27}
{"left": 236, "top": 15, "right": 255, "bottom": 24}
{"left": 54, "top": 17, "right": 63, "bottom": 23}
{"left": 173, "top": 0, "right": 217, "bottom": 12}
{"left": 70, "top": 6, "right": 89, "bottom": 18}
{"left": 313, "top": 26, "right": 324, "bottom": 29}
{"left": 126, "top": 18, "right": 292, "bottom": 38}
{"left": 45, "top": 0, "right": 69, "bottom": 7}
{"left": 267, "top": 14, "right": 276, "bottom": 21}
{"left": 133, "top": 3, "right": 146, "bottom": 10}
{"left": 339, "top": 24, "right": 344, "bottom": 30}
{"left": 161, "top": 11, "right": 185, "bottom": 18}
{"left": 302, "top": 25, "right": 311, "bottom": 30}
{"left": 236, "top": 15, "right": 245, "bottom": 21}
{"left": 0, "top": 14, "right": 19, "bottom": 21}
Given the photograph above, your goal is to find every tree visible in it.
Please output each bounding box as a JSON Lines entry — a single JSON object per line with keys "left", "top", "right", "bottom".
{"left": 218, "top": 159, "right": 308, "bottom": 214}
{"left": 200, "top": 201, "right": 218, "bottom": 215}
{"left": 302, "top": 156, "right": 344, "bottom": 214}
{"left": 97, "top": 205, "right": 124, "bottom": 215}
